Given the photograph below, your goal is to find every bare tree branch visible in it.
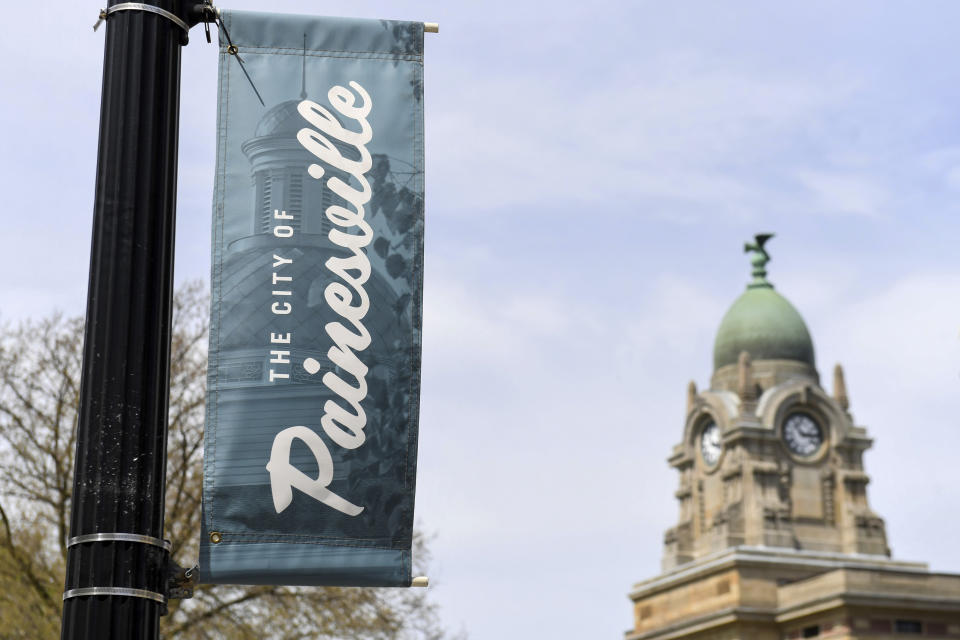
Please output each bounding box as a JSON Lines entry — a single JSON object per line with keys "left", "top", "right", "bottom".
{"left": 0, "top": 283, "right": 459, "bottom": 640}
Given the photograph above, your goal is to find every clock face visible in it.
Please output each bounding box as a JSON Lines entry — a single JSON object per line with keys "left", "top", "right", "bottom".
{"left": 700, "top": 421, "right": 721, "bottom": 467}
{"left": 783, "top": 413, "right": 823, "bottom": 457}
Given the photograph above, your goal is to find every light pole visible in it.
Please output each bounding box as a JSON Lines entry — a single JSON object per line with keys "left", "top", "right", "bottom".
{"left": 61, "top": 2, "right": 206, "bottom": 637}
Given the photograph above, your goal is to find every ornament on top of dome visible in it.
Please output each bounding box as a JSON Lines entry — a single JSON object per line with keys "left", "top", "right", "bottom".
{"left": 744, "top": 233, "right": 775, "bottom": 288}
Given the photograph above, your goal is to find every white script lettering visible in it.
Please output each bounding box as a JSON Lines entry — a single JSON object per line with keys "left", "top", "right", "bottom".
{"left": 266, "top": 81, "right": 375, "bottom": 516}
{"left": 266, "top": 426, "right": 364, "bottom": 516}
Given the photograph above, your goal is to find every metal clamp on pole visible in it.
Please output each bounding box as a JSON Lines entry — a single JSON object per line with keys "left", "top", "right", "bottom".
{"left": 63, "top": 532, "right": 180, "bottom": 611}
{"left": 94, "top": 3, "right": 190, "bottom": 33}
{"left": 67, "top": 532, "right": 173, "bottom": 552}
{"left": 62, "top": 536, "right": 197, "bottom": 608}
{"left": 64, "top": 587, "right": 167, "bottom": 606}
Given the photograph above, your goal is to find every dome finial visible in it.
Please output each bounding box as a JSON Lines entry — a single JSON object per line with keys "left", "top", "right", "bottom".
{"left": 743, "top": 233, "right": 775, "bottom": 288}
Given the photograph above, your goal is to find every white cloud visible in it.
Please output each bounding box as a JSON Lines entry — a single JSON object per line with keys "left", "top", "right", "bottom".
{"left": 813, "top": 273, "right": 960, "bottom": 401}
{"left": 418, "top": 271, "right": 730, "bottom": 638}
{"left": 794, "top": 169, "right": 889, "bottom": 217}
{"left": 430, "top": 53, "right": 851, "bottom": 217}
{"left": 944, "top": 166, "right": 960, "bottom": 192}
{"left": 800, "top": 272, "right": 960, "bottom": 569}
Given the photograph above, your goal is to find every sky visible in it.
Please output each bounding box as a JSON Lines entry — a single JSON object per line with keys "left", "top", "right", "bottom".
{"left": 4, "top": 2, "right": 960, "bottom": 639}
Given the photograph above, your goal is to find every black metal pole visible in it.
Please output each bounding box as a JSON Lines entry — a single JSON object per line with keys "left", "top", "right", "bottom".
{"left": 61, "top": 2, "right": 203, "bottom": 638}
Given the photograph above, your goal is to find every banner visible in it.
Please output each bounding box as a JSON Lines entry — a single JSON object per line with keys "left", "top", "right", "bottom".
{"left": 201, "top": 10, "right": 425, "bottom": 587}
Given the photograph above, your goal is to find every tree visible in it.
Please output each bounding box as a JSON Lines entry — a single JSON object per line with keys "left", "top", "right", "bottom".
{"left": 0, "top": 282, "right": 455, "bottom": 640}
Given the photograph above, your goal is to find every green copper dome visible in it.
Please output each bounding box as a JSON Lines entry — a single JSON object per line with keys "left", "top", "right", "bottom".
{"left": 713, "top": 234, "right": 815, "bottom": 371}
{"left": 713, "top": 286, "right": 815, "bottom": 370}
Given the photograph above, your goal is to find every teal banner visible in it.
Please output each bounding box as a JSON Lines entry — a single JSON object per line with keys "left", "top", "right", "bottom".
{"left": 201, "top": 10, "right": 425, "bottom": 587}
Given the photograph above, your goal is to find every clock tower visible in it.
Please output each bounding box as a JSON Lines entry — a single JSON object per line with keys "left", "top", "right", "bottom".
{"left": 627, "top": 235, "right": 960, "bottom": 640}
